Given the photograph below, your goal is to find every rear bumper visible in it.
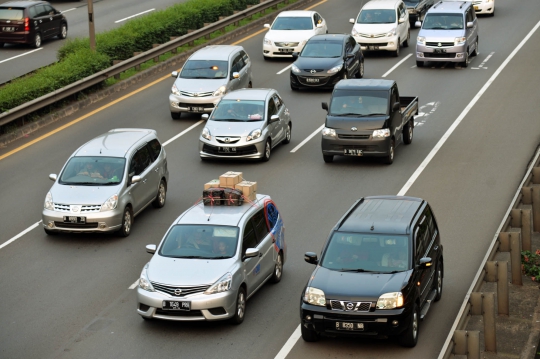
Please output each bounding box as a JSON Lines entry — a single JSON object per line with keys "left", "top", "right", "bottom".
{"left": 0, "top": 32, "right": 31, "bottom": 44}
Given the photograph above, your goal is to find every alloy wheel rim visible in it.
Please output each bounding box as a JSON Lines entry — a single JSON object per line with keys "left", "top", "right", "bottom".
{"left": 62, "top": 26, "right": 67, "bottom": 38}
{"left": 124, "top": 211, "right": 131, "bottom": 233}
{"left": 265, "top": 141, "right": 271, "bottom": 159}
{"left": 237, "top": 292, "right": 245, "bottom": 318}
{"left": 409, "top": 126, "right": 413, "bottom": 141}
{"left": 286, "top": 126, "right": 291, "bottom": 141}
{"left": 412, "top": 311, "right": 418, "bottom": 339}
{"left": 159, "top": 184, "right": 166, "bottom": 205}
{"left": 36, "top": 35, "right": 41, "bottom": 47}
{"left": 275, "top": 255, "right": 282, "bottom": 279}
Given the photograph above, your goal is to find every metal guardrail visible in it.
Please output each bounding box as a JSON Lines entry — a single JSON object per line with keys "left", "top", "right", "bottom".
{"left": 0, "top": 0, "right": 292, "bottom": 127}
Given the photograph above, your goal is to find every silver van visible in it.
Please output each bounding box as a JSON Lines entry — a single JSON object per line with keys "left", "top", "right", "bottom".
{"left": 169, "top": 45, "right": 253, "bottom": 119}
{"left": 42, "top": 129, "right": 169, "bottom": 237}
{"left": 137, "top": 195, "right": 286, "bottom": 324}
{"left": 415, "top": 1, "right": 479, "bottom": 68}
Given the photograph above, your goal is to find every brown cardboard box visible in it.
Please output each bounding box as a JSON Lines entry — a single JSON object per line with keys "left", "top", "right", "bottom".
{"left": 219, "top": 171, "right": 243, "bottom": 188}
{"left": 243, "top": 192, "right": 257, "bottom": 202}
{"left": 204, "top": 179, "right": 221, "bottom": 190}
{"left": 235, "top": 181, "right": 257, "bottom": 199}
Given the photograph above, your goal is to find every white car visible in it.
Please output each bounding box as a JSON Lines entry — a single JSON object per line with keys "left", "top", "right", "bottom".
{"left": 262, "top": 10, "right": 328, "bottom": 59}
{"left": 472, "top": 0, "right": 494, "bottom": 15}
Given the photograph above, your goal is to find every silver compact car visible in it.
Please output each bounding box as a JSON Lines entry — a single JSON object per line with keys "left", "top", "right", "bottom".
{"left": 169, "top": 45, "right": 253, "bottom": 119}
{"left": 199, "top": 88, "right": 292, "bottom": 161}
{"left": 42, "top": 129, "right": 169, "bottom": 237}
{"left": 137, "top": 195, "right": 286, "bottom": 323}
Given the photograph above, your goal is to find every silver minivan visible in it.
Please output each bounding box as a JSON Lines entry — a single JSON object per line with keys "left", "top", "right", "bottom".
{"left": 137, "top": 195, "right": 286, "bottom": 324}
{"left": 169, "top": 45, "right": 253, "bottom": 119}
{"left": 42, "top": 129, "right": 169, "bottom": 237}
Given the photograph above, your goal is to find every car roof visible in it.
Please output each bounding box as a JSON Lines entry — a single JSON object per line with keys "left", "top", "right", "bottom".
{"left": 189, "top": 45, "right": 244, "bottom": 61}
{"left": 276, "top": 10, "right": 316, "bottom": 17}
{"left": 176, "top": 194, "right": 271, "bottom": 227}
{"left": 309, "top": 34, "right": 348, "bottom": 42}
{"left": 334, "top": 78, "right": 395, "bottom": 91}
{"left": 0, "top": 1, "right": 47, "bottom": 8}
{"left": 73, "top": 128, "right": 155, "bottom": 158}
{"left": 428, "top": 1, "right": 471, "bottom": 13}
{"left": 362, "top": 0, "right": 403, "bottom": 10}
{"left": 338, "top": 196, "right": 424, "bottom": 235}
{"left": 222, "top": 88, "right": 274, "bottom": 101}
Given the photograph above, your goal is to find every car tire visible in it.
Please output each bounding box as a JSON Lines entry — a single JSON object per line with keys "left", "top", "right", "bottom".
{"left": 457, "top": 51, "right": 469, "bottom": 68}
{"left": 248, "top": 81, "right": 253, "bottom": 88}
{"left": 323, "top": 154, "right": 334, "bottom": 163}
{"left": 230, "top": 287, "right": 246, "bottom": 325}
{"left": 282, "top": 123, "right": 291, "bottom": 144}
{"left": 433, "top": 260, "right": 443, "bottom": 302}
{"left": 383, "top": 139, "right": 394, "bottom": 164}
{"left": 261, "top": 139, "right": 271, "bottom": 162}
{"left": 472, "top": 39, "right": 478, "bottom": 56}
{"left": 393, "top": 40, "right": 400, "bottom": 57}
{"left": 416, "top": 60, "right": 424, "bottom": 68}
{"left": 403, "top": 120, "right": 413, "bottom": 145}
{"left": 33, "top": 33, "right": 42, "bottom": 48}
{"left": 398, "top": 304, "right": 419, "bottom": 347}
{"left": 44, "top": 228, "right": 56, "bottom": 235}
{"left": 58, "top": 23, "right": 67, "bottom": 39}
{"left": 301, "top": 324, "right": 320, "bottom": 342}
{"left": 171, "top": 112, "right": 181, "bottom": 119}
{"left": 490, "top": 8, "right": 495, "bottom": 16}
{"left": 263, "top": 55, "right": 270, "bottom": 61}
{"left": 404, "top": 30, "right": 410, "bottom": 47}
{"left": 270, "top": 252, "right": 283, "bottom": 283}
{"left": 355, "top": 60, "right": 364, "bottom": 78}
{"left": 117, "top": 207, "right": 133, "bottom": 237}
{"left": 342, "top": 71, "right": 348, "bottom": 80}
{"left": 0, "top": 43, "right": 4, "bottom": 48}
{"left": 151, "top": 180, "right": 167, "bottom": 208}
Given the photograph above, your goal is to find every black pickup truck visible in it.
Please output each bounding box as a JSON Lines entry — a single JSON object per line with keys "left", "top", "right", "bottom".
{"left": 321, "top": 79, "right": 418, "bottom": 164}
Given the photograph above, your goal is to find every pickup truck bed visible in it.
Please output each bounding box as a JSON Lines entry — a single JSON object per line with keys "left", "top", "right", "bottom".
{"left": 400, "top": 96, "right": 419, "bottom": 122}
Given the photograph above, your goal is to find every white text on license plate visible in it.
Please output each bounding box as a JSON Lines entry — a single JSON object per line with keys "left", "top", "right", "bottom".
{"left": 306, "top": 78, "right": 319, "bottom": 83}
{"left": 336, "top": 322, "right": 364, "bottom": 330}
{"left": 344, "top": 149, "right": 363, "bottom": 156}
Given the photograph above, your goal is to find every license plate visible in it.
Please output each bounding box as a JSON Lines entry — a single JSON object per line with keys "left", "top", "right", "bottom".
{"left": 63, "top": 216, "right": 86, "bottom": 223}
{"left": 344, "top": 149, "right": 363, "bottom": 156}
{"left": 368, "top": 45, "right": 379, "bottom": 50}
{"left": 474, "top": 5, "right": 479, "bottom": 10}
{"left": 336, "top": 321, "right": 364, "bottom": 331}
{"left": 434, "top": 48, "right": 447, "bottom": 53}
{"left": 2, "top": 27, "right": 14, "bottom": 32}
{"left": 162, "top": 300, "right": 191, "bottom": 311}
{"left": 306, "top": 78, "right": 320, "bottom": 83}
{"left": 278, "top": 48, "right": 293, "bottom": 53}
{"left": 218, "top": 146, "right": 236, "bottom": 153}
{"left": 188, "top": 106, "right": 205, "bottom": 112}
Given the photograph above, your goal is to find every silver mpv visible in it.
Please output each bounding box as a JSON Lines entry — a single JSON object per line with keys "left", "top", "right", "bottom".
{"left": 137, "top": 195, "right": 286, "bottom": 324}
{"left": 42, "top": 129, "right": 169, "bottom": 237}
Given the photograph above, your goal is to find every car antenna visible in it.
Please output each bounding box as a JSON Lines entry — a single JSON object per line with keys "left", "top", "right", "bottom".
{"left": 370, "top": 223, "right": 374, "bottom": 231}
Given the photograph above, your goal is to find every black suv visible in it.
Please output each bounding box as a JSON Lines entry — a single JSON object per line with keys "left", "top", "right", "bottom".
{"left": 0, "top": 1, "right": 67, "bottom": 48}
{"left": 300, "top": 196, "right": 443, "bottom": 347}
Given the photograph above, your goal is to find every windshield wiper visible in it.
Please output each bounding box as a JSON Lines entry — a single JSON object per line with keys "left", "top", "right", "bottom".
{"left": 72, "top": 182, "right": 103, "bottom": 185}
{"left": 212, "top": 256, "right": 231, "bottom": 259}
{"left": 177, "top": 256, "right": 206, "bottom": 259}
{"left": 213, "top": 119, "right": 244, "bottom": 122}
{"left": 334, "top": 112, "right": 364, "bottom": 116}
{"left": 340, "top": 268, "right": 381, "bottom": 273}
{"left": 360, "top": 113, "right": 387, "bottom": 117}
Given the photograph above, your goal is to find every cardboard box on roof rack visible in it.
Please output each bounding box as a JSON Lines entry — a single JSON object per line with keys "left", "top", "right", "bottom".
{"left": 235, "top": 181, "right": 257, "bottom": 201}
{"left": 219, "top": 171, "right": 243, "bottom": 188}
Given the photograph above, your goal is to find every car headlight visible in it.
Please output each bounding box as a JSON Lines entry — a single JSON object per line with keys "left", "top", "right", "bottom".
{"left": 327, "top": 63, "right": 343, "bottom": 74}
{"left": 139, "top": 264, "right": 155, "bottom": 292}
{"left": 202, "top": 127, "right": 211, "bottom": 140}
{"left": 373, "top": 128, "right": 390, "bottom": 138}
{"left": 44, "top": 192, "right": 54, "bottom": 210}
{"left": 417, "top": 36, "right": 426, "bottom": 45}
{"left": 246, "top": 128, "right": 262, "bottom": 142}
{"left": 387, "top": 27, "right": 397, "bottom": 36}
{"left": 304, "top": 287, "right": 326, "bottom": 306}
{"left": 100, "top": 194, "right": 118, "bottom": 212}
{"left": 204, "top": 272, "right": 232, "bottom": 294}
{"left": 291, "top": 64, "right": 301, "bottom": 74}
{"left": 352, "top": 28, "right": 358, "bottom": 36}
{"left": 376, "top": 292, "right": 404, "bottom": 309}
{"left": 213, "top": 85, "right": 226, "bottom": 97}
{"left": 263, "top": 37, "right": 272, "bottom": 45}
{"left": 171, "top": 83, "right": 181, "bottom": 96}
{"left": 454, "top": 37, "right": 466, "bottom": 45}
{"left": 322, "top": 127, "right": 337, "bottom": 138}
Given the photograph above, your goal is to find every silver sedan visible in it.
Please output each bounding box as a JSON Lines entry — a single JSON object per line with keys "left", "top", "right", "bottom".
{"left": 199, "top": 88, "right": 292, "bottom": 161}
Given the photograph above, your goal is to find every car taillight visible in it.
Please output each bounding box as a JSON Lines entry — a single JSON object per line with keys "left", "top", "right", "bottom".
{"left": 24, "top": 17, "right": 29, "bottom": 31}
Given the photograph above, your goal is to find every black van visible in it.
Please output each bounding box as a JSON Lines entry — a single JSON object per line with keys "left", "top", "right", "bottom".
{"left": 0, "top": 1, "right": 67, "bottom": 48}
{"left": 300, "top": 196, "right": 443, "bottom": 347}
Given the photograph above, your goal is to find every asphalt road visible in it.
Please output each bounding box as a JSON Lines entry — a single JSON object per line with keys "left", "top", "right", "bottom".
{"left": 1, "top": 0, "right": 540, "bottom": 358}
{"left": 0, "top": 0, "right": 189, "bottom": 84}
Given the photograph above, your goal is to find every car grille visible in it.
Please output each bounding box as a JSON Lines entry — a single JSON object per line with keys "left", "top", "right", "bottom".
{"left": 202, "top": 144, "right": 258, "bottom": 156}
{"left": 297, "top": 76, "right": 331, "bottom": 86}
{"left": 334, "top": 145, "right": 379, "bottom": 151}
{"left": 178, "top": 102, "right": 215, "bottom": 109}
{"left": 53, "top": 203, "right": 101, "bottom": 213}
{"left": 54, "top": 222, "right": 99, "bottom": 229}
{"left": 151, "top": 282, "right": 210, "bottom": 297}
{"left": 338, "top": 134, "right": 371, "bottom": 140}
{"left": 179, "top": 90, "right": 214, "bottom": 97}
{"left": 358, "top": 33, "right": 386, "bottom": 38}
{"left": 360, "top": 43, "right": 388, "bottom": 47}
{"left": 424, "top": 53, "right": 457, "bottom": 58}
{"left": 426, "top": 42, "right": 454, "bottom": 47}
{"left": 155, "top": 309, "right": 204, "bottom": 317}
{"left": 330, "top": 300, "right": 372, "bottom": 312}
{"left": 302, "top": 69, "right": 324, "bottom": 73}
{"left": 216, "top": 136, "right": 241, "bottom": 144}
{"left": 274, "top": 42, "right": 299, "bottom": 47}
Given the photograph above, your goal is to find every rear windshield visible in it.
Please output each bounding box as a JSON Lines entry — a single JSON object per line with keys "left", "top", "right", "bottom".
{"left": 272, "top": 16, "right": 313, "bottom": 30}
{"left": 0, "top": 8, "right": 24, "bottom": 20}
{"left": 329, "top": 90, "right": 388, "bottom": 116}
{"left": 180, "top": 60, "right": 228, "bottom": 79}
{"left": 59, "top": 156, "right": 126, "bottom": 185}
{"left": 357, "top": 9, "right": 396, "bottom": 24}
{"left": 301, "top": 41, "right": 342, "bottom": 58}
{"left": 423, "top": 13, "right": 464, "bottom": 29}
{"left": 211, "top": 99, "right": 265, "bottom": 122}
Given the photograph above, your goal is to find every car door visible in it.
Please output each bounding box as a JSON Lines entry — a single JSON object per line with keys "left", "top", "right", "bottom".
{"left": 43, "top": 4, "right": 60, "bottom": 38}
{"left": 414, "top": 210, "right": 433, "bottom": 304}
{"left": 347, "top": 36, "right": 360, "bottom": 75}
{"left": 272, "top": 93, "right": 287, "bottom": 142}
{"left": 343, "top": 39, "right": 355, "bottom": 76}
{"left": 142, "top": 141, "right": 161, "bottom": 203}
{"left": 313, "top": 13, "right": 325, "bottom": 34}
{"left": 266, "top": 95, "right": 280, "bottom": 145}
{"left": 228, "top": 54, "right": 243, "bottom": 91}
{"left": 251, "top": 208, "right": 275, "bottom": 280}
{"left": 467, "top": 7, "right": 478, "bottom": 54}
{"left": 241, "top": 219, "right": 264, "bottom": 296}
{"left": 241, "top": 50, "right": 252, "bottom": 86}
{"left": 33, "top": 4, "right": 50, "bottom": 38}
{"left": 127, "top": 145, "right": 152, "bottom": 215}
{"left": 397, "top": 3, "right": 408, "bottom": 43}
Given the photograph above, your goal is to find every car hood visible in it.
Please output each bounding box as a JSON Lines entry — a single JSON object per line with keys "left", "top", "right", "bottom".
{"left": 147, "top": 255, "right": 236, "bottom": 286}
{"left": 205, "top": 120, "right": 264, "bottom": 137}
{"left": 174, "top": 78, "right": 228, "bottom": 93}
{"left": 295, "top": 57, "right": 343, "bottom": 71}
{"left": 266, "top": 30, "right": 316, "bottom": 43}
{"left": 49, "top": 183, "right": 120, "bottom": 205}
{"left": 419, "top": 29, "right": 465, "bottom": 41}
{"left": 326, "top": 115, "right": 388, "bottom": 131}
{"left": 353, "top": 23, "right": 396, "bottom": 35}
{"left": 309, "top": 266, "right": 412, "bottom": 301}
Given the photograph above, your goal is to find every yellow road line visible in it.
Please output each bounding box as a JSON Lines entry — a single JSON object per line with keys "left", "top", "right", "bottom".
{"left": 305, "top": 0, "right": 327, "bottom": 10}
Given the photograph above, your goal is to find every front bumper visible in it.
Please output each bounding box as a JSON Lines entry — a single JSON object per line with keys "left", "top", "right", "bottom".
{"left": 199, "top": 138, "right": 266, "bottom": 159}
{"left": 290, "top": 72, "right": 342, "bottom": 89}
{"left": 321, "top": 135, "right": 391, "bottom": 158}
{"left": 169, "top": 94, "right": 221, "bottom": 114}
{"left": 416, "top": 43, "right": 468, "bottom": 63}
{"left": 473, "top": 2, "right": 494, "bottom": 14}
{"left": 42, "top": 207, "right": 123, "bottom": 233}
{"left": 263, "top": 43, "right": 305, "bottom": 58}
{"left": 353, "top": 34, "right": 399, "bottom": 52}
{"left": 137, "top": 286, "right": 238, "bottom": 321}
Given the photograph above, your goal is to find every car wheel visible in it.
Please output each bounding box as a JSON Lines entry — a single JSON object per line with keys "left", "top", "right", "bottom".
{"left": 152, "top": 180, "right": 167, "bottom": 208}
{"left": 472, "top": 39, "right": 479, "bottom": 56}
{"left": 323, "top": 154, "right": 334, "bottom": 163}
{"left": 457, "top": 51, "right": 469, "bottom": 68}
{"left": 171, "top": 112, "right": 181, "bottom": 119}
{"left": 416, "top": 60, "right": 424, "bottom": 68}
{"left": 301, "top": 324, "right": 320, "bottom": 342}
{"left": 355, "top": 60, "right": 364, "bottom": 78}
{"left": 433, "top": 260, "right": 443, "bottom": 301}
{"left": 393, "top": 40, "right": 400, "bottom": 57}
{"left": 58, "top": 23, "right": 67, "bottom": 39}
{"left": 384, "top": 139, "right": 394, "bottom": 164}
{"left": 44, "top": 228, "right": 56, "bottom": 235}
{"left": 490, "top": 8, "right": 495, "bottom": 16}
{"left": 248, "top": 81, "right": 253, "bottom": 88}
{"left": 403, "top": 120, "right": 413, "bottom": 145}
{"left": 398, "top": 304, "right": 419, "bottom": 347}
{"left": 261, "top": 139, "right": 271, "bottom": 162}
{"left": 282, "top": 123, "right": 291, "bottom": 144}
{"left": 270, "top": 252, "right": 283, "bottom": 283}
{"left": 403, "top": 30, "right": 410, "bottom": 47}
{"left": 263, "top": 55, "right": 270, "bottom": 61}
{"left": 33, "top": 33, "right": 42, "bottom": 48}
{"left": 230, "top": 287, "right": 246, "bottom": 325}
{"left": 118, "top": 207, "right": 133, "bottom": 237}
{"left": 0, "top": 43, "right": 4, "bottom": 48}
{"left": 342, "top": 71, "right": 348, "bottom": 80}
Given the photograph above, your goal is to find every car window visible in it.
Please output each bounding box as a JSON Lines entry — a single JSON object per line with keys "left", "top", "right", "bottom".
{"left": 129, "top": 146, "right": 151, "bottom": 176}
{"left": 271, "top": 16, "right": 313, "bottom": 30}
{"left": 0, "top": 8, "right": 24, "bottom": 20}
{"left": 28, "top": 6, "right": 37, "bottom": 18}
{"left": 273, "top": 94, "right": 283, "bottom": 109}
{"left": 329, "top": 89, "right": 389, "bottom": 116}
{"left": 423, "top": 13, "right": 464, "bottom": 29}
{"left": 240, "top": 50, "right": 249, "bottom": 65}
{"left": 301, "top": 40, "right": 343, "bottom": 58}
{"left": 314, "top": 13, "right": 322, "bottom": 25}
{"left": 251, "top": 209, "right": 269, "bottom": 242}
{"left": 231, "top": 54, "right": 245, "bottom": 74}
{"left": 415, "top": 215, "right": 430, "bottom": 261}
{"left": 147, "top": 139, "right": 162, "bottom": 162}
{"left": 43, "top": 4, "right": 54, "bottom": 15}
{"left": 58, "top": 156, "right": 125, "bottom": 185}
{"left": 180, "top": 60, "right": 228, "bottom": 79}
{"left": 357, "top": 9, "right": 396, "bottom": 24}
{"left": 211, "top": 99, "right": 265, "bottom": 121}
{"left": 267, "top": 97, "right": 277, "bottom": 118}
{"left": 35, "top": 5, "right": 47, "bottom": 17}
{"left": 242, "top": 220, "right": 259, "bottom": 254}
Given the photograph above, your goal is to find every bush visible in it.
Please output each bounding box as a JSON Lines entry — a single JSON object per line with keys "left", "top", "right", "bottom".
{"left": 521, "top": 250, "right": 540, "bottom": 282}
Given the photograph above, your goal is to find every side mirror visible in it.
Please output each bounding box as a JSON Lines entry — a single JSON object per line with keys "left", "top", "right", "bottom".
{"left": 346, "top": 53, "right": 354, "bottom": 59}
{"left": 349, "top": 18, "right": 355, "bottom": 24}
{"left": 201, "top": 114, "right": 209, "bottom": 120}
{"left": 264, "top": 23, "right": 270, "bottom": 29}
{"left": 392, "top": 102, "right": 400, "bottom": 111}
{"left": 131, "top": 175, "right": 141, "bottom": 184}
{"left": 415, "top": 21, "right": 421, "bottom": 28}
{"left": 171, "top": 71, "right": 178, "bottom": 78}
{"left": 398, "top": 17, "right": 406, "bottom": 24}
{"left": 321, "top": 102, "right": 328, "bottom": 111}
{"left": 49, "top": 174, "right": 57, "bottom": 181}
{"left": 244, "top": 248, "right": 259, "bottom": 260}
{"left": 418, "top": 257, "right": 432, "bottom": 269}
{"left": 304, "top": 252, "right": 318, "bottom": 265}
{"left": 232, "top": 72, "right": 240, "bottom": 79}
{"left": 316, "top": 23, "right": 323, "bottom": 28}
{"left": 146, "top": 244, "right": 156, "bottom": 254}
{"left": 466, "top": 21, "right": 473, "bottom": 28}
{"left": 270, "top": 114, "right": 280, "bottom": 123}
{"left": 292, "top": 52, "right": 299, "bottom": 59}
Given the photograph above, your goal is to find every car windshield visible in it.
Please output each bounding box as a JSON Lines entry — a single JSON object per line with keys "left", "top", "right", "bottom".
{"left": 210, "top": 99, "right": 265, "bottom": 121}
{"left": 329, "top": 90, "right": 389, "bottom": 116}
{"left": 271, "top": 16, "right": 313, "bottom": 30}
{"left": 423, "top": 13, "right": 464, "bottom": 29}
{"left": 59, "top": 156, "right": 125, "bottom": 185}
{"left": 321, "top": 232, "right": 410, "bottom": 272}
{"left": 0, "top": 9, "right": 24, "bottom": 20}
{"left": 159, "top": 225, "right": 239, "bottom": 259}
{"left": 357, "top": 9, "right": 397, "bottom": 24}
{"left": 301, "top": 41, "right": 343, "bottom": 58}
{"left": 180, "top": 60, "right": 228, "bottom": 79}
{"left": 403, "top": 0, "right": 420, "bottom": 5}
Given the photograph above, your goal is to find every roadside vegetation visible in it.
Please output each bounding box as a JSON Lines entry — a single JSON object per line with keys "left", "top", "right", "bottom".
{"left": 522, "top": 250, "right": 540, "bottom": 282}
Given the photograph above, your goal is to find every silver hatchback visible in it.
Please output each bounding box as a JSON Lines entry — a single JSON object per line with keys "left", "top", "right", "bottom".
{"left": 42, "top": 129, "right": 169, "bottom": 237}
{"left": 137, "top": 194, "right": 286, "bottom": 323}
{"left": 199, "top": 88, "right": 292, "bottom": 161}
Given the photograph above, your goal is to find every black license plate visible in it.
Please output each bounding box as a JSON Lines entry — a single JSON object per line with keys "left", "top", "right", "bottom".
{"left": 344, "top": 149, "right": 363, "bottom": 156}
{"left": 162, "top": 300, "right": 191, "bottom": 311}
{"left": 218, "top": 146, "right": 236, "bottom": 153}
{"left": 63, "top": 216, "right": 86, "bottom": 223}
{"left": 278, "top": 48, "right": 293, "bottom": 53}
{"left": 336, "top": 321, "right": 364, "bottom": 331}
{"left": 434, "top": 48, "right": 447, "bottom": 53}
{"left": 306, "top": 78, "right": 320, "bottom": 83}
{"left": 188, "top": 106, "right": 205, "bottom": 112}
{"left": 368, "top": 45, "right": 379, "bottom": 50}
{"left": 2, "top": 27, "right": 15, "bottom": 32}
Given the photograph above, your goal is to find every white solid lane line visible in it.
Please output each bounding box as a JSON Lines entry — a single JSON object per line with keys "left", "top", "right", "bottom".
{"left": 274, "top": 326, "right": 302, "bottom": 359}
{"left": 290, "top": 124, "right": 324, "bottom": 153}
{"left": 115, "top": 9, "right": 155, "bottom": 23}
{"left": 0, "top": 48, "right": 43, "bottom": 65}
{"left": 277, "top": 64, "right": 293, "bottom": 75}
{"left": 61, "top": 8, "right": 76, "bottom": 14}
{"left": 0, "top": 221, "right": 41, "bottom": 250}
{"left": 382, "top": 53, "right": 412, "bottom": 78}
{"left": 162, "top": 120, "right": 204, "bottom": 146}
{"left": 129, "top": 279, "right": 139, "bottom": 290}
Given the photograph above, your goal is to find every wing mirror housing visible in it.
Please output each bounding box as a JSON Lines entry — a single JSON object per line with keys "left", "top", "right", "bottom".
{"left": 349, "top": 18, "right": 355, "bottom": 24}
{"left": 131, "top": 175, "right": 141, "bottom": 184}
{"left": 232, "top": 72, "right": 240, "bottom": 79}
{"left": 398, "top": 17, "right": 406, "bottom": 24}
{"left": 418, "top": 257, "right": 433, "bottom": 269}
{"left": 466, "top": 21, "right": 474, "bottom": 28}
{"left": 263, "top": 23, "right": 270, "bottom": 28}
{"left": 244, "top": 248, "right": 259, "bottom": 260}
{"left": 270, "top": 114, "right": 280, "bottom": 123}
{"left": 392, "top": 102, "right": 400, "bottom": 111}
{"left": 415, "top": 21, "right": 422, "bottom": 28}
{"left": 171, "top": 71, "right": 178, "bottom": 78}
{"left": 292, "top": 52, "right": 299, "bottom": 59}
{"left": 201, "top": 114, "right": 209, "bottom": 120}
{"left": 316, "top": 23, "right": 323, "bottom": 28}
{"left": 49, "top": 174, "right": 57, "bottom": 181}
{"left": 346, "top": 53, "right": 355, "bottom": 59}
{"left": 304, "top": 252, "right": 318, "bottom": 265}
{"left": 321, "top": 102, "right": 329, "bottom": 111}
{"left": 146, "top": 244, "right": 156, "bottom": 254}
